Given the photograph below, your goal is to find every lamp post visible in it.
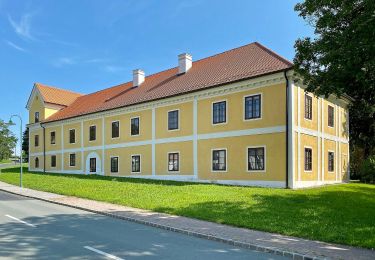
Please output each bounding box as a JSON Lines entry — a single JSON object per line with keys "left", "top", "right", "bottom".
{"left": 8, "top": 115, "right": 23, "bottom": 188}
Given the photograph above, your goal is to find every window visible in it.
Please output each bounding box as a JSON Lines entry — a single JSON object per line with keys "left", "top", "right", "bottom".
{"left": 69, "top": 153, "right": 76, "bottom": 167}
{"left": 69, "top": 129, "right": 76, "bottom": 144}
{"left": 34, "top": 135, "right": 39, "bottom": 147}
{"left": 132, "top": 155, "right": 141, "bottom": 173}
{"left": 35, "top": 157, "right": 39, "bottom": 168}
{"left": 131, "top": 117, "right": 140, "bottom": 135}
{"left": 168, "top": 153, "right": 179, "bottom": 172}
{"left": 112, "top": 121, "right": 120, "bottom": 138}
{"left": 304, "top": 148, "right": 312, "bottom": 171}
{"left": 212, "top": 149, "right": 226, "bottom": 171}
{"left": 89, "top": 125, "right": 96, "bottom": 141}
{"left": 111, "top": 157, "right": 119, "bottom": 173}
{"left": 51, "top": 155, "right": 56, "bottom": 168}
{"left": 328, "top": 105, "right": 334, "bottom": 127}
{"left": 213, "top": 101, "right": 226, "bottom": 124}
{"left": 305, "top": 94, "right": 312, "bottom": 120}
{"left": 168, "top": 110, "right": 179, "bottom": 130}
{"left": 328, "top": 152, "right": 334, "bottom": 172}
{"left": 34, "top": 112, "right": 40, "bottom": 123}
{"left": 50, "top": 131, "right": 56, "bottom": 145}
{"left": 245, "top": 95, "right": 261, "bottom": 120}
{"left": 90, "top": 158, "right": 96, "bottom": 172}
{"left": 248, "top": 147, "right": 265, "bottom": 171}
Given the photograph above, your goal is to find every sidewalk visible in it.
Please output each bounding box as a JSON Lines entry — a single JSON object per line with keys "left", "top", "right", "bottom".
{"left": 0, "top": 181, "right": 373, "bottom": 260}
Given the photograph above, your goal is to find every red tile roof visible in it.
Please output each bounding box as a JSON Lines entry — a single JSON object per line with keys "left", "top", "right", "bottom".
{"left": 44, "top": 42, "right": 292, "bottom": 122}
{"left": 36, "top": 83, "right": 82, "bottom": 107}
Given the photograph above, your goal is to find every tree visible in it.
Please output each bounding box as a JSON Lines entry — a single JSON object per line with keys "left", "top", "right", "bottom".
{"left": 293, "top": 0, "right": 375, "bottom": 157}
{"left": 22, "top": 127, "right": 29, "bottom": 162}
{"left": 0, "top": 120, "right": 17, "bottom": 161}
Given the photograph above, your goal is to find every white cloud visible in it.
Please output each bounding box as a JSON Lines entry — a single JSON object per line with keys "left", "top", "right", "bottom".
{"left": 104, "top": 65, "right": 127, "bottom": 73}
{"left": 8, "top": 13, "right": 35, "bottom": 40}
{"left": 53, "top": 57, "right": 76, "bottom": 67}
{"left": 5, "top": 40, "right": 27, "bottom": 52}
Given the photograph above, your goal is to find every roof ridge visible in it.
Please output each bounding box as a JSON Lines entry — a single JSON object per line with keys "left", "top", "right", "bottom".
{"left": 253, "top": 42, "right": 293, "bottom": 66}
{"left": 35, "top": 82, "right": 83, "bottom": 95}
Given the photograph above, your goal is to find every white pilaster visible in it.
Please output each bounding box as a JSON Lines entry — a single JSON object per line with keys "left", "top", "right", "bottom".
{"left": 321, "top": 100, "right": 325, "bottom": 181}
{"left": 152, "top": 107, "right": 156, "bottom": 176}
{"left": 61, "top": 124, "right": 64, "bottom": 171}
{"left": 297, "top": 86, "right": 301, "bottom": 181}
{"left": 193, "top": 97, "right": 198, "bottom": 179}
{"left": 102, "top": 116, "right": 105, "bottom": 175}
{"left": 287, "top": 74, "right": 295, "bottom": 188}
{"left": 81, "top": 121, "right": 84, "bottom": 173}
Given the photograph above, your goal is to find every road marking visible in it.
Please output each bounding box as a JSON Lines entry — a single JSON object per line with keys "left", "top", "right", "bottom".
{"left": 5, "top": 215, "right": 36, "bottom": 227}
{"left": 84, "top": 246, "right": 125, "bottom": 260}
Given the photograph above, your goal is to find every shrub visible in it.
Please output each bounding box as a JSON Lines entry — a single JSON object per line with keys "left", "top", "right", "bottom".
{"left": 359, "top": 156, "right": 375, "bottom": 183}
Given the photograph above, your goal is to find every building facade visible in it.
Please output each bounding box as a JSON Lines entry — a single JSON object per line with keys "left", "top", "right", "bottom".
{"left": 27, "top": 42, "right": 350, "bottom": 188}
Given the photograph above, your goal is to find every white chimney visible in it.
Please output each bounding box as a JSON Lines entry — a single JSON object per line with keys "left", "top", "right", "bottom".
{"left": 178, "top": 53, "right": 192, "bottom": 74}
{"left": 133, "top": 69, "right": 145, "bottom": 87}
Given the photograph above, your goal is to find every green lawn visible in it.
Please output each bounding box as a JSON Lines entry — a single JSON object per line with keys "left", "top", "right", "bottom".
{"left": 0, "top": 168, "right": 374, "bottom": 249}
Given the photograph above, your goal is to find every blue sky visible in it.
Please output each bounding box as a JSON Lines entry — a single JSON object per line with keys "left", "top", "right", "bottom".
{"left": 0, "top": 0, "right": 313, "bottom": 154}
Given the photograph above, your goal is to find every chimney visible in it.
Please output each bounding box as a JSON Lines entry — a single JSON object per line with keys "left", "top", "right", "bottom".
{"left": 133, "top": 69, "right": 145, "bottom": 87}
{"left": 178, "top": 53, "right": 192, "bottom": 74}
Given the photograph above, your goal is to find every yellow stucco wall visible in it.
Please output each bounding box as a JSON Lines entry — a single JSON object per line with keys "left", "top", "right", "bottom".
{"left": 63, "top": 122, "right": 82, "bottom": 149}
{"left": 299, "top": 91, "right": 318, "bottom": 131}
{"left": 83, "top": 119, "right": 102, "bottom": 147}
{"left": 104, "top": 145, "right": 152, "bottom": 176}
{"left": 155, "top": 141, "right": 193, "bottom": 175}
{"left": 198, "top": 83, "right": 286, "bottom": 134}
{"left": 63, "top": 152, "right": 82, "bottom": 170}
{"left": 299, "top": 134, "right": 318, "bottom": 181}
{"left": 198, "top": 133, "right": 285, "bottom": 181}
{"left": 105, "top": 109, "right": 152, "bottom": 145}
{"left": 29, "top": 128, "right": 43, "bottom": 154}
{"left": 45, "top": 126, "right": 62, "bottom": 151}
{"left": 155, "top": 102, "right": 193, "bottom": 139}
{"left": 45, "top": 154, "right": 62, "bottom": 172}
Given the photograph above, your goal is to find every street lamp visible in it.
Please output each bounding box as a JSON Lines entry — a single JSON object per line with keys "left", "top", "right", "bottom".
{"left": 8, "top": 115, "right": 23, "bottom": 188}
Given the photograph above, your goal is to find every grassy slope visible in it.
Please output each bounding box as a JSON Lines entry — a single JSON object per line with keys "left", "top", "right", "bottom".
{"left": 0, "top": 168, "right": 374, "bottom": 249}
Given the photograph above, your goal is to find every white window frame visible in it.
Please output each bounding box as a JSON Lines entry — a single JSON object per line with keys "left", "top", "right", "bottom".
{"left": 111, "top": 120, "right": 120, "bottom": 139}
{"left": 304, "top": 146, "right": 313, "bottom": 173}
{"left": 246, "top": 145, "right": 266, "bottom": 173}
{"left": 167, "top": 109, "right": 180, "bottom": 131}
{"left": 243, "top": 93, "right": 263, "bottom": 122}
{"left": 69, "top": 128, "right": 76, "bottom": 144}
{"left": 69, "top": 153, "right": 76, "bottom": 167}
{"left": 211, "top": 148, "right": 227, "bottom": 173}
{"left": 89, "top": 125, "right": 97, "bottom": 142}
{"left": 328, "top": 150, "right": 335, "bottom": 173}
{"left": 51, "top": 155, "right": 57, "bottom": 168}
{"left": 304, "top": 94, "right": 313, "bottom": 121}
{"left": 50, "top": 131, "right": 56, "bottom": 145}
{"left": 211, "top": 100, "right": 228, "bottom": 126}
{"left": 110, "top": 156, "right": 120, "bottom": 173}
{"left": 167, "top": 151, "right": 180, "bottom": 173}
{"left": 130, "top": 116, "right": 141, "bottom": 136}
{"left": 131, "top": 154, "right": 141, "bottom": 174}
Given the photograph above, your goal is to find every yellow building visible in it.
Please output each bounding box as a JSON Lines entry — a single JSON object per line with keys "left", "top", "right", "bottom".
{"left": 26, "top": 42, "right": 350, "bottom": 188}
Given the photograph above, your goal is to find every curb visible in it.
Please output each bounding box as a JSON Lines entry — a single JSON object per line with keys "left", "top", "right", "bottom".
{"left": 0, "top": 187, "right": 327, "bottom": 260}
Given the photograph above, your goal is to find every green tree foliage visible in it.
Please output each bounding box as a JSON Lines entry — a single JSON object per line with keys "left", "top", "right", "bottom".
{"left": 293, "top": 0, "right": 375, "bottom": 157}
{"left": 0, "top": 120, "right": 17, "bottom": 161}
{"left": 22, "top": 127, "right": 29, "bottom": 162}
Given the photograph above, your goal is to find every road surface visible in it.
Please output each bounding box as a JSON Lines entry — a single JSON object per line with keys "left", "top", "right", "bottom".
{"left": 0, "top": 190, "right": 287, "bottom": 259}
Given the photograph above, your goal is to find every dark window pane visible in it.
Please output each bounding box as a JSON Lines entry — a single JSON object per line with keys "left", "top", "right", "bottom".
{"left": 69, "top": 129, "right": 76, "bottom": 144}
{"left": 131, "top": 117, "right": 140, "bottom": 135}
{"left": 328, "top": 152, "right": 334, "bottom": 172}
{"left": 112, "top": 121, "right": 120, "bottom": 138}
{"left": 70, "top": 154, "right": 76, "bottom": 167}
{"left": 245, "top": 95, "right": 261, "bottom": 119}
{"left": 328, "top": 105, "right": 334, "bottom": 127}
{"left": 132, "top": 155, "right": 141, "bottom": 172}
{"left": 168, "top": 153, "right": 179, "bottom": 171}
{"left": 50, "top": 132, "right": 56, "bottom": 145}
{"left": 51, "top": 155, "right": 56, "bottom": 167}
{"left": 111, "top": 157, "right": 119, "bottom": 173}
{"left": 213, "top": 101, "right": 226, "bottom": 124}
{"left": 304, "top": 148, "right": 312, "bottom": 171}
{"left": 35, "top": 157, "right": 39, "bottom": 168}
{"left": 35, "top": 135, "right": 39, "bottom": 147}
{"left": 212, "top": 150, "right": 226, "bottom": 171}
{"left": 35, "top": 112, "right": 39, "bottom": 123}
{"left": 168, "top": 110, "right": 179, "bottom": 130}
{"left": 248, "top": 147, "right": 265, "bottom": 171}
{"left": 305, "top": 95, "right": 312, "bottom": 120}
{"left": 89, "top": 126, "right": 96, "bottom": 141}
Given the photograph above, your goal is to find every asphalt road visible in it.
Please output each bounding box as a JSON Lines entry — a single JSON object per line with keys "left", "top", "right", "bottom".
{"left": 0, "top": 191, "right": 287, "bottom": 260}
